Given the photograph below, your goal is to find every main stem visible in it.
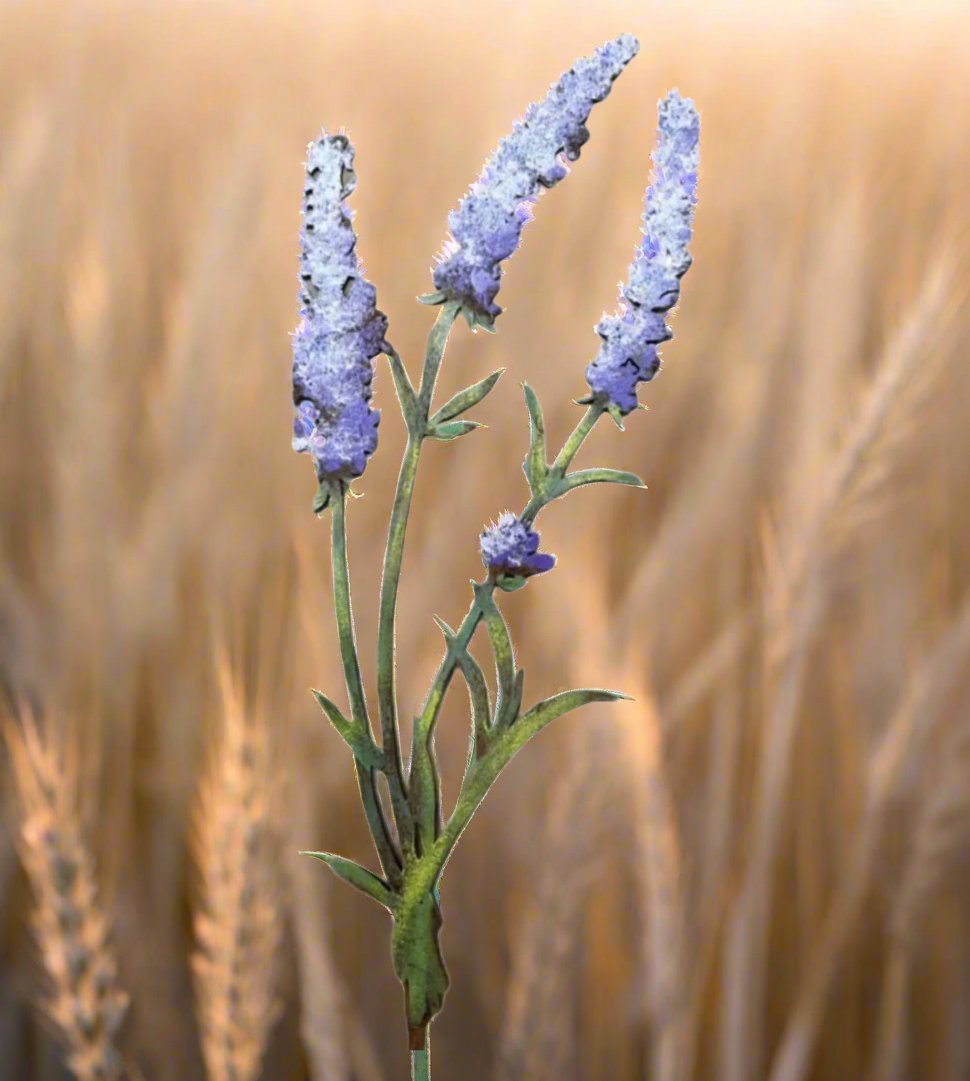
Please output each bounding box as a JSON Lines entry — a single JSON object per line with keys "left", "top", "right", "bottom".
{"left": 411, "top": 1029, "right": 431, "bottom": 1081}
{"left": 332, "top": 489, "right": 401, "bottom": 883}
{"left": 376, "top": 302, "right": 461, "bottom": 856}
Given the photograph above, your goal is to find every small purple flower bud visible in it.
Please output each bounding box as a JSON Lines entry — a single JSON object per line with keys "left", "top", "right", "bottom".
{"left": 292, "top": 133, "right": 388, "bottom": 482}
{"left": 432, "top": 34, "right": 640, "bottom": 326}
{"left": 585, "top": 90, "right": 699, "bottom": 414}
{"left": 480, "top": 513, "right": 556, "bottom": 578}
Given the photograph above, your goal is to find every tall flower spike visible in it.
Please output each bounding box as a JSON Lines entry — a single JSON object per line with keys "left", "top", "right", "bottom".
{"left": 292, "top": 133, "right": 389, "bottom": 483}
{"left": 480, "top": 512, "right": 556, "bottom": 579}
{"left": 585, "top": 90, "right": 699, "bottom": 414}
{"left": 429, "top": 34, "right": 640, "bottom": 328}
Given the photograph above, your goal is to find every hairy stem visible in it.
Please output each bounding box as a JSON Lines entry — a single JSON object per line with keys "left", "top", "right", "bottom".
{"left": 377, "top": 302, "right": 461, "bottom": 856}
{"left": 412, "top": 402, "right": 605, "bottom": 778}
{"left": 332, "top": 489, "right": 401, "bottom": 883}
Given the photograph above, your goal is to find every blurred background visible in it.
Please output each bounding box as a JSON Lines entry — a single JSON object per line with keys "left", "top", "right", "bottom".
{"left": 1, "top": 1, "right": 970, "bottom": 1079}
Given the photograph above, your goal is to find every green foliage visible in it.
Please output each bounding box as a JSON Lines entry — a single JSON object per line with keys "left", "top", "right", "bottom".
{"left": 308, "top": 280, "right": 638, "bottom": 1067}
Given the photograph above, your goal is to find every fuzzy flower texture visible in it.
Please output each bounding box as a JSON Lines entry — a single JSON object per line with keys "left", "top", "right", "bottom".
{"left": 480, "top": 513, "right": 555, "bottom": 579}
{"left": 292, "top": 134, "right": 388, "bottom": 481}
{"left": 585, "top": 91, "right": 700, "bottom": 414}
{"left": 432, "top": 34, "right": 640, "bottom": 325}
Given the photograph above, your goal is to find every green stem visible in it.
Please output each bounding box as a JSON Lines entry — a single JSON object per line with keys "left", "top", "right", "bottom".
{"left": 411, "top": 1028, "right": 431, "bottom": 1081}
{"left": 376, "top": 302, "right": 461, "bottom": 856}
{"left": 332, "top": 489, "right": 401, "bottom": 884}
{"left": 412, "top": 403, "right": 605, "bottom": 770}
{"left": 522, "top": 403, "right": 602, "bottom": 523}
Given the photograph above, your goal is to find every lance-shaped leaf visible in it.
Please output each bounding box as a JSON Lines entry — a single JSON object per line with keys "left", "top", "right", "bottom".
{"left": 495, "top": 668, "right": 524, "bottom": 730}
{"left": 429, "top": 368, "right": 505, "bottom": 426}
{"left": 301, "top": 851, "right": 397, "bottom": 911}
{"left": 473, "top": 584, "right": 518, "bottom": 728}
{"left": 433, "top": 617, "right": 493, "bottom": 764}
{"left": 387, "top": 347, "right": 421, "bottom": 430}
{"left": 312, "top": 690, "right": 384, "bottom": 770}
{"left": 432, "top": 687, "right": 631, "bottom": 888}
{"left": 550, "top": 467, "right": 646, "bottom": 499}
{"left": 426, "top": 420, "right": 483, "bottom": 441}
{"left": 522, "top": 383, "right": 548, "bottom": 495}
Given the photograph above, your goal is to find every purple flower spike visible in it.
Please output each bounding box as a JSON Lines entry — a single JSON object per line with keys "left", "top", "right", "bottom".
{"left": 480, "top": 513, "right": 556, "bottom": 579}
{"left": 292, "top": 133, "right": 389, "bottom": 482}
{"left": 585, "top": 90, "right": 699, "bottom": 414}
{"left": 432, "top": 34, "right": 640, "bottom": 326}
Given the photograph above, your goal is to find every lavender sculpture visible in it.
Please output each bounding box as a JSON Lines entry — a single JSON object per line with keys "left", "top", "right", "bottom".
{"left": 293, "top": 37, "right": 699, "bottom": 1081}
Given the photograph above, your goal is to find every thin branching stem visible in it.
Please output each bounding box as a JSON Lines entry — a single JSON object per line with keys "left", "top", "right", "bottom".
{"left": 332, "top": 489, "right": 402, "bottom": 882}
{"left": 411, "top": 402, "right": 606, "bottom": 788}
{"left": 376, "top": 301, "right": 461, "bottom": 856}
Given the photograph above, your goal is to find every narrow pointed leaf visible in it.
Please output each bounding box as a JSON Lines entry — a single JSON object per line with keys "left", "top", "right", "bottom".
{"left": 430, "top": 368, "right": 505, "bottom": 425}
{"left": 301, "top": 851, "right": 397, "bottom": 911}
{"left": 427, "top": 420, "right": 483, "bottom": 441}
{"left": 558, "top": 467, "right": 646, "bottom": 495}
{"left": 458, "top": 647, "right": 492, "bottom": 762}
{"left": 387, "top": 348, "right": 421, "bottom": 430}
{"left": 495, "top": 667, "right": 525, "bottom": 730}
{"left": 312, "top": 690, "right": 384, "bottom": 770}
{"left": 437, "top": 688, "right": 630, "bottom": 886}
{"left": 433, "top": 615, "right": 492, "bottom": 762}
{"left": 522, "top": 383, "right": 548, "bottom": 494}
{"left": 473, "top": 584, "right": 517, "bottom": 730}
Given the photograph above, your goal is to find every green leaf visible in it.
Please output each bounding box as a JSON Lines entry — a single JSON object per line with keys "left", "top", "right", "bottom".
{"left": 427, "top": 420, "right": 483, "bottom": 441}
{"left": 522, "top": 383, "right": 548, "bottom": 495}
{"left": 430, "top": 368, "right": 505, "bottom": 425}
{"left": 436, "top": 687, "right": 631, "bottom": 886}
{"left": 312, "top": 479, "right": 338, "bottom": 515}
{"left": 391, "top": 889, "right": 450, "bottom": 1031}
{"left": 417, "top": 290, "right": 448, "bottom": 306}
{"left": 495, "top": 667, "right": 524, "bottom": 730}
{"left": 514, "top": 687, "right": 631, "bottom": 739}
{"left": 386, "top": 349, "right": 420, "bottom": 430}
{"left": 311, "top": 690, "right": 384, "bottom": 770}
{"left": 433, "top": 617, "right": 492, "bottom": 762}
{"left": 496, "top": 574, "right": 527, "bottom": 592}
{"left": 301, "top": 851, "right": 397, "bottom": 911}
{"left": 473, "top": 584, "right": 518, "bottom": 731}
{"left": 605, "top": 402, "right": 626, "bottom": 430}
{"left": 555, "top": 467, "right": 646, "bottom": 497}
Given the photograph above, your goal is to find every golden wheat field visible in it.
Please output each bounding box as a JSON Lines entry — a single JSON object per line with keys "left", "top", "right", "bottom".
{"left": 2, "top": 1, "right": 970, "bottom": 1079}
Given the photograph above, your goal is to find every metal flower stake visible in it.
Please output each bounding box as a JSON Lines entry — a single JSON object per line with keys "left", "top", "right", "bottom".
{"left": 291, "top": 34, "right": 699, "bottom": 1080}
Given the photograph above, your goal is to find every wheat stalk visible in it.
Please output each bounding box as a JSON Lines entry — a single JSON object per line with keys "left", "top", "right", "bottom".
{"left": 495, "top": 720, "right": 614, "bottom": 1081}
{"left": 190, "top": 660, "right": 284, "bottom": 1081}
{"left": 766, "top": 595, "right": 970, "bottom": 1081}
{"left": 5, "top": 712, "right": 130, "bottom": 1081}
{"left": 720, "top": 258, "right": 954, "bottom": 1081}
{"left": 868, "top": 707, "right": 970, "bottom": 1081}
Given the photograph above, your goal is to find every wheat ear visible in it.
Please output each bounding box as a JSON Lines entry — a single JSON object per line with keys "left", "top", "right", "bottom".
{"left": 190, "top": 660, "right": 284, "bottom": 1081}
{"left": 5, "top": 712, "right": 129, "bottom": 1081}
